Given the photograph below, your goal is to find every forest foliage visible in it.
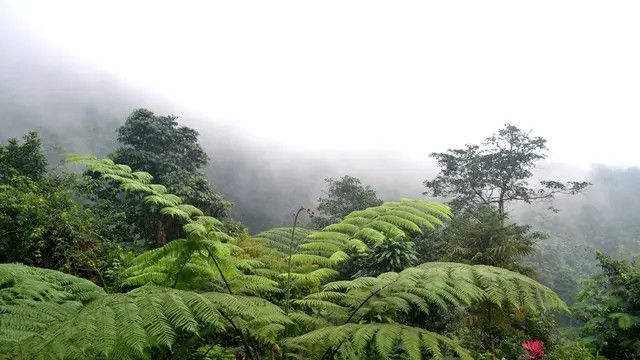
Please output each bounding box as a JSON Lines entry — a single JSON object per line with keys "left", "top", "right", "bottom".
{"left": 0, "top": 112, "right": 638, "bottom": 359}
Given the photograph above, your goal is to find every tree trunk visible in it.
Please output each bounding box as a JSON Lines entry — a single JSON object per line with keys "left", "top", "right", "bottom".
{"left": 155, "top": 218, "right": 166, "bottom": 247}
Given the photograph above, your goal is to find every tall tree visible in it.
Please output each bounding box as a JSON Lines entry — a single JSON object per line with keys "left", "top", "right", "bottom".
{"left": 112, "top": 108, "right": 229, "bottom": 218}
{"left": 424, "top": 123, "right": 589, "bottom": 215}
{"left": 311, "top": 175, "right": 383, "bottom": 229}
{"left": 110, "top": 109, "right": 230, "bottom": 246}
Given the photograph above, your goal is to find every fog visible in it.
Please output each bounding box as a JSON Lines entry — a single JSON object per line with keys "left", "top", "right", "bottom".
{"left": 0, "top": 7, "right": 429, "bottom": 231}
{"left": 2, "top": 1, "right": 640, "bottom": 237}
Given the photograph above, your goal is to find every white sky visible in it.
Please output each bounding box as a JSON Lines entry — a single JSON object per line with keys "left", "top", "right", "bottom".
{"left": 5, "top": 1, "right": 640, "bottom": 167}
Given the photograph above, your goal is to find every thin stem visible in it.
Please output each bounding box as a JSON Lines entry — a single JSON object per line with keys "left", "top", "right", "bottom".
{"left": 247, "top": 335, "right": 263, "bottom": 360}
{"left": 202, "top": 342, "right": 216, "bottom": 357}
{"left": 203, "top": 244, "right": 259, "bottom": 359}
{"left": 487, "top": 303, "right": 495, "bottom": 355}
{"left": 285, "top": 206, "right": 306, "bottom": 314}
{"left": 203, "top": 243, "right": 233, "bottom": 294}
{"left": 220, "top": 309, "right": 258, "bottom": 360}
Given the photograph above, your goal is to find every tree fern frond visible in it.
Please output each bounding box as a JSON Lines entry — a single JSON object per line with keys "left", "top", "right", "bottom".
{"left": 352, "top": 228, "right": 386, "bottom": 243}
{"left": 2, "top": 270, "right": 289, "bottom": 360}
{"left": 321, "top": 223, "right": 360, "bottom": 235}
{"left": 0, "top": 264, "right": 105, "bottom": 304}
{"left": 119, "top": 179, "right": 153, "bottom": 193}
{"left": 298, "top": 242, "right": 343, "bottom": 254}
{"left": 418, "top": 263, "right": 568, "bottom": 312}
{"left": 176, "top": 204, "right": 204, "bottom": 217}
{"left": 160, "top": 206, "right": 192, "bottom": 221}
{"left": 193, "top": 215, "right": 223, "bottom": 227}
{"left": 284, "top": 323, "right": 472, "bottom": 360}
{"left": 131, "top": 171, "right": 154, "bottom": 184}
{"left": 293, "top": 200, "right": 452, "bottom": 266}
{"left": 148, "top": 184, "right": 167, "bottom": 194}
{"left": 301, "top": 262, "right": 567, "bottom": 324}
{"left": 290, "top": 254, "right": 337, "bottom": 267}
{"left": 144, "top": 194, "right": 182, "bottom": 207}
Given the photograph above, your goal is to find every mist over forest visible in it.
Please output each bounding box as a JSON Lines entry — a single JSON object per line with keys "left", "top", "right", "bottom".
{"left": 3, "top": 16, "right": 640, "bottom": 287}
{"left": 2, "top": 2, "right": 640, "bottom": 359}
{"left": 3, "top": 27, "right": 639, "bottom": 248}
{"left": 4, "top": 34, "right": 639, "bottom": 308}
{"left": 0, "top": 17, "right": 429, "bottom": 232}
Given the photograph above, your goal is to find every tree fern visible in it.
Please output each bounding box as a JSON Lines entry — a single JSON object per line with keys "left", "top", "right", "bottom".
{"left": 245, "top": 227, "right": 339, "bottom": 292}
{"left": 68, "top": 154, "right": 185, "bottom": 217}
{"left": 296, "top": 263, "right": 567, "bottom": 325}
{"left": 0, "top": 264, "right": 106, "bottom": 353}
{"left": 251, "top": 227, "right": 314, "bottom": 254}
{"left": 245, "top": 200, "right": 453, "bottom": 290}
{"left": 284, "top": 323, "right": 472, "bottom": 360}
{"left": 121, "top": 232, "right": 278, "bottom": 296}
{"left": 56, "top": 155, "right": 571, "bottom": 360}
{"left": 0, "top": 263, "right": 105, "bottom": 304}
{"left": 69, "top": 155, "right": 278, "bottom": 296}
{"left": 0, "top": 265, "right": 290, "bottom": 359}
{"left": 299, "top": 200, "right": 452, "bottom": 264}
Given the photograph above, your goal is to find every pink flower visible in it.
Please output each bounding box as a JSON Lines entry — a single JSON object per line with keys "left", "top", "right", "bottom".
{"left": 522, "top": 340, "right": 545, "bottom": 360}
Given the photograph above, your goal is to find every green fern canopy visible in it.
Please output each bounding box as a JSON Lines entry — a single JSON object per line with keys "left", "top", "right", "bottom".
{"left": 0, "top": 263, "right": 105, "bottom": 304}
{"left": 49, "top": 155, "right": 571, "bottom": 360}
{"left": 250, "top": 200, "right": 453, "bottom": 275}
{"left": 309, "top": 199, "right": 452, "bottom": 253}
{"left": 296, "top": 262, "right": 567, "bottom": 325}
{"left": 68, "top": 154, "right": 196, "bottom": 221}
{"left": 0, "top": 264, "right": 290, "bottom": 360}
{"left": 285, "top": 323, "right": 473, "bottom": 360}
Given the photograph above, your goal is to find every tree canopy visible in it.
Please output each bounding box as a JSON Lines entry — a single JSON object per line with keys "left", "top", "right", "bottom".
{"left": 111, "top": 108, "right": 230, "bottom": 218}
{"left": 0, "top": 133, "right": 116, "bottom": 283}
{"left": 312, "top": 175, "right": 383, "bottom": 229}
{"left": 424, "top": 123, "right": 590, "bottom": 215}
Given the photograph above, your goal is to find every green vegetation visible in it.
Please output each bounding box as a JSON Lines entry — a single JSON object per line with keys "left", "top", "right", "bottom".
{"left": 110, "top": 109, "right": 230, "bottom": 247}
{"left": 425, "top": 206, "right": 543, "bottom": 276}
{"left": 0, "top": 113, "right": 638, "bottom": 359}
{"left": 311, "top": 175, "right": 383, "bottom": 229}
{"left": 0, "top": 133, "right": 117, "bottom": 283}
{"left": 574, "top": 252, "right": 640, "bottom": 357}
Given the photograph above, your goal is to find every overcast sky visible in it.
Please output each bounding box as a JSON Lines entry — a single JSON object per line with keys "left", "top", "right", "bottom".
{"left": 3, "top": 1, "right": 640, "bottom": 167}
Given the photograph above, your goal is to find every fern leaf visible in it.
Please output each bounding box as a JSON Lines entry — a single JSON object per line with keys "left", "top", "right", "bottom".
{"left": 284, "top": 323, "right": 472, "bottom": 360}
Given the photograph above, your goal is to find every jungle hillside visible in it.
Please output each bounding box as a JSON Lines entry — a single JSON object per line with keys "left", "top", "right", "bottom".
{"left": 1, "top": 2, "right": 640, "bottom": 359}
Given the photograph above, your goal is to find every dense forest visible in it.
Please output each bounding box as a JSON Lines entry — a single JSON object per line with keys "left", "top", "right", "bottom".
{"left": 1, "top": 110, "right": 639, "bottom": 360}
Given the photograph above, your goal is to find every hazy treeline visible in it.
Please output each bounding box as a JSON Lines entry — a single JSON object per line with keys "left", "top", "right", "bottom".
{"left": 5, "top": 87, "right": 640, "bottom": 306}
{"left": 3, "top": 67, "right": 640, "bottom": 252}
